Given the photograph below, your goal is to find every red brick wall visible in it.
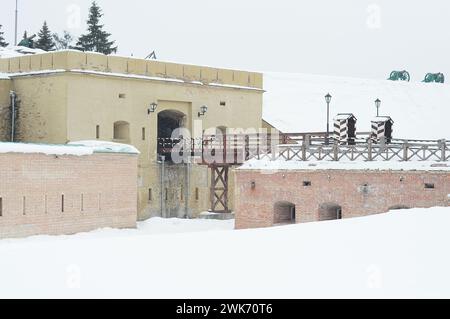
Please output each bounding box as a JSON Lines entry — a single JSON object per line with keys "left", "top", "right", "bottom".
{"left": 0, "top": 152, "right": 138, "bottom": 239}
{"left": 235, "top": 169, "right": 450, "bottom": 229}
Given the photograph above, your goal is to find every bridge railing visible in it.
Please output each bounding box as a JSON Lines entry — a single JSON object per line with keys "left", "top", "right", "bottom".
{"left": 157, "top": 133, "right": 449, "bottom": 164}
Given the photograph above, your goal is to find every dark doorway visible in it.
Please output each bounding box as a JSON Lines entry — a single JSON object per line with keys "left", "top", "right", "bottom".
{"left": 274, "top": 201, "right": 296, "bottom": 225}
{"left": 319, "top": 203, "right": 343, "bottom": 221}
{"left": 157, "top": 110, "right": 186, "bottom": 160}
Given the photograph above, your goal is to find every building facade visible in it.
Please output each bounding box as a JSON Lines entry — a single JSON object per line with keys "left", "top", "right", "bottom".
{"left": 0, "top": 143, "right": 138, "bottom": 239}
{"left": 0, "top": 51, "right": 264, "bottom": 220}
{"left": 235, "top": 167, "right": 450, "bottom": 229}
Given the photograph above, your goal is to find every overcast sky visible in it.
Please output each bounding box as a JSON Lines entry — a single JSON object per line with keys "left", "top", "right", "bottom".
{"left": 1, "top": 0, "right": 449, "bottom": 80}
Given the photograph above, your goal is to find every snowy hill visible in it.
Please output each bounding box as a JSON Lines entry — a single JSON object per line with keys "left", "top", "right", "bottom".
{"left": 263, "top": 72, "right": 450, "bottom": 140}
{"left": 0, "top": 207, "right": 449, "bottom": 298}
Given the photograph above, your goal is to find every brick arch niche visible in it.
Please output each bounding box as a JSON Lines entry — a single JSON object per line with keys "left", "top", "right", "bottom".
{"left": 274, "top": 201, "right": 296, "bottom": 225}
{"left": 318, "top": 203, "right": 343, "bottom": 221}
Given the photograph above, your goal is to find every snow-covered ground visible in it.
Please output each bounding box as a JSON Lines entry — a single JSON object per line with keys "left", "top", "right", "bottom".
{"left": 263, "top": 72, "right": 450, "bottom": 140}
{"left": 0, "top": 207, "right": 449, "bottom": 299}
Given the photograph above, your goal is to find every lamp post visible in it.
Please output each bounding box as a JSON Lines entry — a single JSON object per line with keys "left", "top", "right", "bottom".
{"left": 375, "top": 98, "right": 381, "bottom": 117}
{"left": 325, "top": 93, "right": 332, "bottom": 145}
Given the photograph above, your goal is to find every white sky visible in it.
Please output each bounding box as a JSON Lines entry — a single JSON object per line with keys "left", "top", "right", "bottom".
{"left": 1, "top": 0, "right": 449, "bottom": 80}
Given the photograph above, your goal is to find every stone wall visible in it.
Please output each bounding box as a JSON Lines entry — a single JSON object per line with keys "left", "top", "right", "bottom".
{"left": 0, "top": 152, "right": 138, "bottom": 239}
{"left": 0, "top": 51, "right": 263, "bottom": 89}
{"left": 235, "top": 169, "right": 450, "bottom": 229}
{"left": 0, "top": 79, "right": 11, "bottom": 141}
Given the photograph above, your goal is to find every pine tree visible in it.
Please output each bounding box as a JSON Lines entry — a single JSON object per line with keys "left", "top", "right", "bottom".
{"left": 76, "top": 2, "right": 117, "bottom": 54}
{"left": 35, "top": 21, "right": 55, "bottom": 51}
{"left": 0, "top": 25, "right": 9, "bottom": 48}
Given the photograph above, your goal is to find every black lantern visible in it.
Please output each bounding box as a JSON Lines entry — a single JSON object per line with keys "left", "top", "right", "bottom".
{"left": 375, "top": 98, "right": 381, "bottom": 116}
{"left": 198, "top": 105, "right": 208, "bottom": 117}
{"left": 148, "top": 102, "right": 158, "bottom": 114}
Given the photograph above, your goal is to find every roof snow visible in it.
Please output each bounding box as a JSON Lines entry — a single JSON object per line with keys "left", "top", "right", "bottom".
{"left": 0, "top": 141, "right": 139, "bottom": 156}
{"left": 0, "top": 46, "right": 46, "bottom": 59}
{"left": 334, "top": 113, "right": 356, "bottom": 121}
{"left": 68, "top": 140, "right": 140, "bottom": 154}
{"left": 262, "top": 72, "right": 450, "bottom": 140}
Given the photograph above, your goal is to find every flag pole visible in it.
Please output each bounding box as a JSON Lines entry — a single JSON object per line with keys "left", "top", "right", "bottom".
{"left": 14, "top": 0, "right": 18, "bottom": 45}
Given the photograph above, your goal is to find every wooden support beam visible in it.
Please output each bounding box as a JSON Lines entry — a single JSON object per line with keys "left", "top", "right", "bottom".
{"left": 209, "top": 165, "right": 230, "bottom": 214}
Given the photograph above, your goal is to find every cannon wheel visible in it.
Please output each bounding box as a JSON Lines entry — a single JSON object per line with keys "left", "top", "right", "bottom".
{"left": 424, "top": 73, "right": 434, "bottom": 83}
{"left": 389, "top": 71, "right": 397, "bottom": 80}
{"left": 437, "top": 73, "right": 445, "bottom": 83}
{"left": 401, "top": 71, "right": 410, "bottom": 82}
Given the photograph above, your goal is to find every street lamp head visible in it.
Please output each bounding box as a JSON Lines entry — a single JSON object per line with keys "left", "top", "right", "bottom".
{"left": 375, "top": 98, "right": 381, "bottom": 109}
{"left": 325, "top": 93, "right": 332, "bottom": 104}
{"left": 198, "top": 105, "right": 208, "bottom": 117}
{"left": 148, "top": 102, "right": 158, "bottom": 114}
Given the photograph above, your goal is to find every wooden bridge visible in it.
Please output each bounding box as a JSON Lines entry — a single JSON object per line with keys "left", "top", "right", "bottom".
{"left": 158, "top": 132, "right": 449, "bottom": 164}
{"left": 158, "top": 133, "right": 449, "bottom": 214}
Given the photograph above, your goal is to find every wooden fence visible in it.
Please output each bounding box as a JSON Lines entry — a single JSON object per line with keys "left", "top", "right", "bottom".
{"left": 157, "top": 132, "right": 449, "bottom": 164}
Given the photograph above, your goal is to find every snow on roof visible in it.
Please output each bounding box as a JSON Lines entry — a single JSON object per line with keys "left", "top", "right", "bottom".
{"left": 371, "top": 116, "right": 394, "bottom": 123}
{"left": 263, "top": 72, "right": 450, "bottom": 139}
{"left": 0, "top": 141, "right": 139, "bottom": 156}
{"left": 334, "top": 113, "right": 355, "bottom": 121}
{"left": 240, "top": 158, "right": 450, "bottom": 172}
{"left": 0, "top": 73, "right": 9, "bottom": 80}
{"left": 68, "top": 140, "right": 140, "bottom": 154}
{"left": 0, "top": 46, "right": 46, "bottom": 58}
{"left": 0, "top": 142, "right": 93, "bottom": 156}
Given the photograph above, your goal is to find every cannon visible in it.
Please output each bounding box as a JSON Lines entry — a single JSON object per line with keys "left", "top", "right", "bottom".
{"left": 423, "top": 73, "right": 445, "bottom": 83}
{"left": 388, "top": 70, "right": 410, "bottom": 82}
{"left": 18, "top": 34, "right": 36, "bottom": 48}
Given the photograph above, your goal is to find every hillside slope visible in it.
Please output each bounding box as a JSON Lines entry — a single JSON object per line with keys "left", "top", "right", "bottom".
{"left": 263, "top": 72, "right": 450, "bottom": 140}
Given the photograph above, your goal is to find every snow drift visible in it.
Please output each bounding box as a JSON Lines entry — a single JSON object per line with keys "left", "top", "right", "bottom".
{"left": 0, "top": 207, "right": 449, "bottom": 298}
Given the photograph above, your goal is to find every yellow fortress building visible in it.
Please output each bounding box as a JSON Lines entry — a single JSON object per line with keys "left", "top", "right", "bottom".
{"left": 0, "top": 50, "right": 264, "bottom": 220}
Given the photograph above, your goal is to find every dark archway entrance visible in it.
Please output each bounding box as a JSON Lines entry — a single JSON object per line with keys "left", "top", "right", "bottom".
{"left": 318, "top": 203, "right": 342, "bottom": 221}
{"left": 157, "top": 110, "right": 186, "bottom": 160}
{"left": 274, "top": 201, "right": 296, "bottom": 225}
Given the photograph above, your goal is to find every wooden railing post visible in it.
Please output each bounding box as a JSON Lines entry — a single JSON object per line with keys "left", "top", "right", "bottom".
{"left": 368, "top": 138, "right": 373, "bottom": 161}
{"left": 223, "top": 134, "right": 227, "bottom": 164}
{"left": 380, "top": 136, "right": 386, "bottom": 150}
{"left": 256, "top": 133, "right": 260, "bottom": 160}
{"left": 333, "top": 141, "right": 339, "bottom": 161}
{"left": 403, "top": 142, "right": 409, "bottom": 161}
{"left": 440, "top": 139, "right": 446, "bottom": 162}
{"left": 301, "top": 137, "right": 307, "bottom": 161}
{"left": 245, "top": 135, "right": 250, "bottom": 161}
{"left": 305, "top": 134, "right": 311, "bottom": 148}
